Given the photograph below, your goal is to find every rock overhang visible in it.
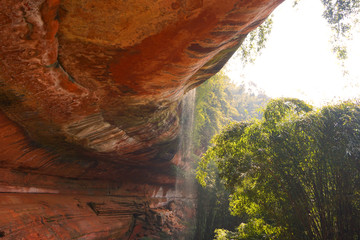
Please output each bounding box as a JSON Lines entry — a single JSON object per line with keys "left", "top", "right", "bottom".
{"left": 0, "top": 0, "right": 284, "bottom": 238}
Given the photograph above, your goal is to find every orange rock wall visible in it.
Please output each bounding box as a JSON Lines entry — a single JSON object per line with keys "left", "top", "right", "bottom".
{"left": 0, "top": 0, "right": 283, "bottom": 238}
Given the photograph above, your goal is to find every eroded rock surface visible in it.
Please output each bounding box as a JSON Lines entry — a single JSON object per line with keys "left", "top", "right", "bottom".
{"left": 0, "top": 0, "right": 283, "bottom": 238}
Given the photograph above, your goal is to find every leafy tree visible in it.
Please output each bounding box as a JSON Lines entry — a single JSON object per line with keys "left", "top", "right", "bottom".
{"left": 237, "top": 17, "right": 274, "bottom": 66}
{"left": 239, "top": 0, "right": 360, "bottom": 65}
{"left": 320, "top": 0, "right": 360, "bottom": 60}
{"left": 197, "top": 98, "right": 360, "bottom": 239}
{"left": 193, "top": 72, "right": 237, "bottom": 153}
{"left": 193, "top": 72, "right": 270, "bottom": 240}
{"left": 193, "top": 72, "right": 240, "bottom": 240}
{"left": 193, "top": 72, "right": 270, "bottom": 154}
{"left": 229, "top": 86, "right": 269, "bottom": 122}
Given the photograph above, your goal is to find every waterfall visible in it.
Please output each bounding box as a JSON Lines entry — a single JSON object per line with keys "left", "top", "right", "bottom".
{"left": 179, "top": 89, "right": 196, "bottom": 164}
{"left": 176, "top": 89, "right": 196, "bottom": 198}
{"left": 172, "top": 88, "right": 197, "bottom": 239}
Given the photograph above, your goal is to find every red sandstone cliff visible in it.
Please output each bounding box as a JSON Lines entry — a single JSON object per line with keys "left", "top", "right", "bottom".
{"left": 0, "top": 0, "right": 283, "bottom": 239}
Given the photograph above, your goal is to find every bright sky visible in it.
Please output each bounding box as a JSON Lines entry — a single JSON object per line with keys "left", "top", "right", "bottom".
{"left": 226, "top": 0, "right": 360, "bottom": 107}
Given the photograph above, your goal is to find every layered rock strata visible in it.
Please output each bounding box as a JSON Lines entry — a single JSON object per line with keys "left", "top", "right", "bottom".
{"left": 0, "top": 0, "right": 283, "bottom": 238}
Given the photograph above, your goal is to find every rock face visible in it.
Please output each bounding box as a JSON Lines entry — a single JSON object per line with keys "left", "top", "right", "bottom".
{"left": 0, "top": 0, "right": 283, "bottom": 239}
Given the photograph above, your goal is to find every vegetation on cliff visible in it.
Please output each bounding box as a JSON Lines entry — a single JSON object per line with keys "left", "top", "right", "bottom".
{"left": 197, "top": 98, "right": 360, "bottom": 239}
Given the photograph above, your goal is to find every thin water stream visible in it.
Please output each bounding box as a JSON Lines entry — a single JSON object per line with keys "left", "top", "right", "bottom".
{"left": 171, "top": 89, "right": 197, "bottom": 239}
{"left": 176, "top": 88, "right": 196, "bottom": 199}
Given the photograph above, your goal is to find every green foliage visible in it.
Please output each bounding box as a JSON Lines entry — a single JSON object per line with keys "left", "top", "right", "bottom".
{"left": 215, "top": 218, "right": 282, "bottom": 240}
{"left": 321, "top": 0, "right": 360, "bottom": 60}
{"left": 193, "top": 72, "right": 237, "bottom": 152}
{"left": 229, "top": 85, "right": 269, "bottom": 122}
{"left": 237, "top": 17, "right": 274, "bottom": 66}
{"left": 294, "top": 0, "right": 360, "bottom": 62}
{"left": 197, "top": 98, "right": 360, "bottom": 239}
{"left": 193, "top": 72, "right": 270, "bottom": 240}
{"left": 239, "top": 0, "right": 360, "bottom": 66}
{"left": 194, "top": 72, "right": 270, "bottom": 154}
